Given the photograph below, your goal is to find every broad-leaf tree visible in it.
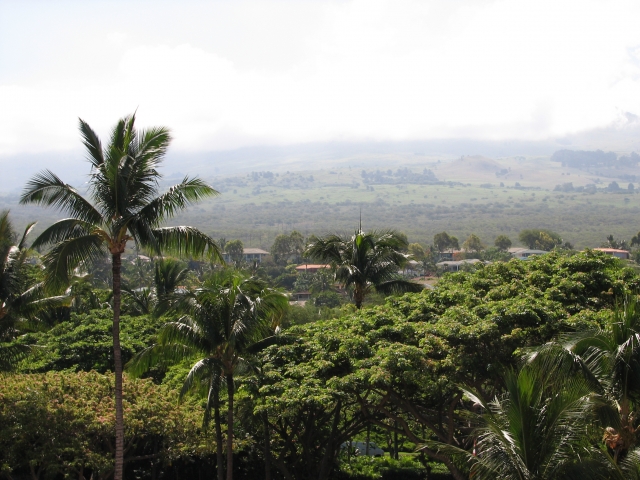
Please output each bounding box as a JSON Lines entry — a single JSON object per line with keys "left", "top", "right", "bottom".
{"left": 462, "top": 233, "right": 485, "bottom": 253}
{"left": 494, "top": 234, "right": 512, "bottom": 251}
{"left": 305, "top": 228, "right": 422, "bottom": 308}
{"left": 20, "top": 114, "right": 222, "bottom": 480}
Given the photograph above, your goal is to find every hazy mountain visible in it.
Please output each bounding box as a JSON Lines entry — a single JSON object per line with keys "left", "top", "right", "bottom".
{"left": 2, "top": 113, "right": 640, "bottom": 194}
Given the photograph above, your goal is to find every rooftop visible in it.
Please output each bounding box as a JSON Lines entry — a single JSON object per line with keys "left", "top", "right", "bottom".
{"left": 295, "top": 264, "right": 331, "bottom": 271}
{"left": 593, "top": 248, "right": 630, "bottom": 254}
{"left": 242, "top": 248, "right": 270, "bottom": 255}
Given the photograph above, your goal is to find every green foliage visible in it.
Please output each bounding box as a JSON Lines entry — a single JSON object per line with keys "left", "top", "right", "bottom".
{"left": 479, "top": 246, "right": 512, "bottom": 262}
{"left": 14, "top": 309, "right": 163, "bottom": 373}
{"left": 461, "top": 233, "right": 485, "bottom": 252}
{"left": 433, "top": 231, "right": 459, "bottom": 253}
{"left": 494, "top": 234, "right": 512, "bottom": 251}
{"left": 128, "top": 270, "right": 289, "bottom": 479}
{"left": 255, "top": 250, "right": 637, "bottom": 480}
{"left": 314, "top": 291, "right": 343, "bottom": 308}
{"left": 0, "top": 371, "right": 214, "bottom": 479}
{"left": 519, "top": 228, "right": 563, "bottom": 250}
{"left": 305, "top": 228, "right": 421, "bottom": 308}
{"left": 407, "top": 243, "right": 425, "bottom": 261}
{"left": 336, "top": 455, "right": 427, "bottom": 480}
{"left": 0, "top": 211, "right": 66, "bottom": 370}
{"left": 225, "top": 239, "right": 244, "bottom": 263}
{"left": 464, "top": 363, "right": 600, "bottom": 480}
{"left": 270, "top": 230, "right": 305, "bottom": 265}
{"left": 531, "top": 294, "right": 640, "bottom": 463}
{"left": 20, "top": 114, "right": 223, "bottom": 478}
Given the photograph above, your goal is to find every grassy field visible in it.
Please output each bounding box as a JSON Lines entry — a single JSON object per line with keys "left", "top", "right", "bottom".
{"left": 2, "top": 154, "right": 639, "bottom": 250}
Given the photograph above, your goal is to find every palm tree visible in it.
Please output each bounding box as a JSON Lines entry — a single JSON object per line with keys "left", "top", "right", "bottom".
{"left": 127, "top": 271, "right": 288, "bottom": 480}
{"left": 19, "top": 114, "right": 222, "bottom": 480}
{"left": 463, "top": 364, "right": 601, "bottom": 480}
{"left": 530, "top": 294, "right": 640, "bottom": 463}
{"left": 305, "top": 228, "right": 422, "bottom": 308}
{"left": 0, "top": 211, "right": 66, "bottom": 370}
{"left": 123, "top": 257, "right": 190, "bottom": 316}
{"left": 0, "top": 211, "right": 36, "bottom": 348}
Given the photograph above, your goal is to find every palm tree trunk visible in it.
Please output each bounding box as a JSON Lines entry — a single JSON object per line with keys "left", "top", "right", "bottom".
{"left": 354, "top": 285, "right": 364, "bottom": 309}
{"left": 226, "top": 373, "right": 235, "bottom": 480}
{"left": 213, "top": 372, "right": 224, "bottom": 480}
{"left": 112, "top": 253, "right": 125, "bottom": 480}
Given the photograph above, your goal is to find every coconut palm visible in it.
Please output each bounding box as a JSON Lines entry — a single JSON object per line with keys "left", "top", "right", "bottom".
{"left": 0, "top": 211, "right": 66, "bottom": 369}
{"left": 463, "top": 364, "right": 601, "bottom": 480}
{"left": 0, "top": 211, "right": 36, "bottom": 347}
{"left": 530, "top": 294, "right": 640, "bottom": 463}
{"left": 127, "top": 271, "right": 288, "bottom": 480}
{"left": 122, "top": 257, "right": 189, "bottom": 316}
{"left": 304, "top": 228, "right": 422, "bottom": 308}
{"left": 20, "top": 114, "right": 222, "bottom": 480}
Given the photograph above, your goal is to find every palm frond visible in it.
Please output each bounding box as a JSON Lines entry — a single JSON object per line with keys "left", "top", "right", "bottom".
{"left": 126, "top": 343, "right": 199, "bottom": 378}
{"left": 41, "top": 233, "right": 106, "bottom": 290}
{"left": 374, "top": 278, "right": 423, "bottom": 296}
{"left": 0, "top": 342, "right": 31, "bottom": 371}
{"left": 304, "top": 234, "right": 346, "bottom": 264}
{"left": 78, "top": 118, "right": 104, "bottom": 170}
{"left": 20, "top": 170, "right": 102, "bottom": 224}
{"left": 150, "top": 226, "right": 223, "bottom": 263}
{"left": 135, "top": 178, "right": 219, "bottom": 226}
{"left": 30, "top": 218, "right": 96, "bottom": 250}
{"left": 180, "top": 357, "right": 221, "bottom": 399}
{"left": 17, "top": 222, "right": 37, "bottom": 250}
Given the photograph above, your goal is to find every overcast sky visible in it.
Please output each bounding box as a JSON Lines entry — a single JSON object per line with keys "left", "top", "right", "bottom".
{"left": 2, "top": 0, "right": 640, "bottom": 157}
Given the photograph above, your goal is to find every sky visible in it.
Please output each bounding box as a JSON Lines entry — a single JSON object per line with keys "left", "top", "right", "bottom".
{"left": 2, "top": 0, "right": 640, "bottom": 158}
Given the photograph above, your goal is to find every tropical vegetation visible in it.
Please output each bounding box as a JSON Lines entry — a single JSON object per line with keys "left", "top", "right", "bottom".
{"left": 304, "top": 228, "right": 422, "bottom": 308}
{"left": 19, "top": 114, "right": 222, "bottom": 480}
{"left": 6, "top": 115, "right": 640, "bottom": 480}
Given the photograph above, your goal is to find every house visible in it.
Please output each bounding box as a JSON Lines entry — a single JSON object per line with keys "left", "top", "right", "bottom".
{"left": 295, "top": 264, "right": 331, "bottom": 274}
{"left": 508, "top": 248, "right": 548, "bottom": 260}
{"left": 437, "top": 250, "right": 463, "bottom": 261}
{"left": 223, "top": 248, "right": 270, "bottom": 263}
{"left": 436, "top": 259, "right": 487, "bottom": 272}
{"left": 292, "top": 291, "right": 311, "bottom": 301}
{"left": 593, "top": 248, "right": 630, "bottom": 260}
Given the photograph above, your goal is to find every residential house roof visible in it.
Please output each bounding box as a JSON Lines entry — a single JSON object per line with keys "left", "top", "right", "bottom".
{"left": 295, "top": 264, "right": 331, "bottom": 271}
{"left": 242, "top": 248, "right": 269, "bottom": 255}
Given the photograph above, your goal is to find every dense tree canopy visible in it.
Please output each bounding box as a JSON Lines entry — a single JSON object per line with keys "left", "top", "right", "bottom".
{"left": 461, "top": 233, "right": 485, "bottom": 253}
{"left": 494, "top": 234, "right": 512, "bottom": 251}
{"left": 0, "top": 371, "right": 214, "bottom": 480}
{"left": 518, "top": 229, "right": 563, "bottom": 250}
{"left": 255, "top": 251, "right": 637, "bottom": 479}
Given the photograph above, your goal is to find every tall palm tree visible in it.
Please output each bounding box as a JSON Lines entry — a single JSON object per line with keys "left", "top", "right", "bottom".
{"left": 530, "top": 294, "right": 640, "bottom": 463}
{"left": 20, "top": 114, "right": 222, "bottom": 480}
{"left": 305, "top": 228, "right": 422, "bottom": 308}
{"left": 127, "top": 271, "right": 288, "bottom": 480}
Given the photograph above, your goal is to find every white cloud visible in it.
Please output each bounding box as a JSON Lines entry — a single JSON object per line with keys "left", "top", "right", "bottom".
{"left": 1, "top": 0, "right": 640, "bottom": 156}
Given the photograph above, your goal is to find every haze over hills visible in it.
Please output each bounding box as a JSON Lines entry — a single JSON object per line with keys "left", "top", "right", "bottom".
{"left": 2, "top": 113, "right": 640, "bottom": 194}
{"left": 2, "top": 114, "right": 640, "bottom": 250}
